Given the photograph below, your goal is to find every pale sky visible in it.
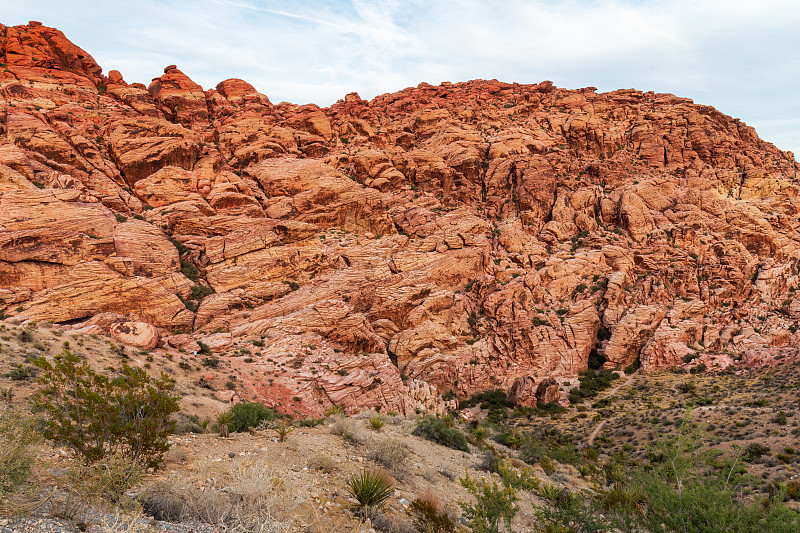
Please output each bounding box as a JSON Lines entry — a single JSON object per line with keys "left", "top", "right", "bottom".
{"left": 2, "top": 0, "right": 799, "bottom": 158}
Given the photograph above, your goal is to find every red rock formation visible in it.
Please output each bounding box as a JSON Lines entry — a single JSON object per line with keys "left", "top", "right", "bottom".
{"left": 2, "top": 22, "right": 799, "bottom": 415}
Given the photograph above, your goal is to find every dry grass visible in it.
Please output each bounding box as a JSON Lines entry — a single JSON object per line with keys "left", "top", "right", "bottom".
{"left": 0, "top": 406, "right": 40, "bottom": 499}
{"left": 368, "top": 437, "right": 410, "bottom": 479}
{"left": 309, "top": 454, "right": 337, "bottom": 475}
{"left": 140, "top": 457, "right": 297, "bottom": 532}
{"left": 330, "top": 416, "right": 365, "bottom": 444}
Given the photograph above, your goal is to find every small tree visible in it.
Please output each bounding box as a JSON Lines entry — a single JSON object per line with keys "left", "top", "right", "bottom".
{"left": 33, "top": 348, "right": 179, "bottom": 469}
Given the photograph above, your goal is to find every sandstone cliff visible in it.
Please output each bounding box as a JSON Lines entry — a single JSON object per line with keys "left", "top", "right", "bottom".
{"left": 2, "top": 21, "right": 798, "bottom": 415}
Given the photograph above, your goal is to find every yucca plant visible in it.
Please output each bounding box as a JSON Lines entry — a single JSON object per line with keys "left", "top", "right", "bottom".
{"left": 216, "top": 411, "right": 233, "bottom": 437}
{"left": 273, "top": 419, "right": 295, "bottom": 443}
{"left": 347, "top": 468, "right": 394, "bottom": 515}
{"left": 368, "top": 415, "right": 385, "bottom": 431}
{"left": 538, "top": 482, "right": 563, "bottom": 503}
{"left": 325, "top": 405, "right": 346, "bottom": 417}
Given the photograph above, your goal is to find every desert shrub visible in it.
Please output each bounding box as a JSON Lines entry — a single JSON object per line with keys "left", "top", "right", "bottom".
{"left": 190, "top": 284, "right": 214, "bottom": 301}
{"left": 33, "top": 348, "right": 179, "bottom": 469}
{"left": 601, "top": 482, "right": 646, "bottom": 515}
{"left": 67, "top": 451, "right": 145, "bottom": 505}
{"left": 537, "top": 401, "right": 567, "bottom": 415}
{"left": 588, "top": 348, "right": 606, "bottom": 370}
{"left": 569, "top": 369, "right": 620, "bottom": 403}
{"left": 629, "top": 431, "right": 800, "bottom": 533}
{"left": 535, "top": 489, "right": 613, "bottom": 533}
{"left": 496, "top": 459, "right": 540, "bottom": 491}
{"left": 180, "top": 261, "right": 199, "bottom": 281}
{"left": 480, "top": 450, "right": 501, "bottom": 473}
{"left": 743, "top": 443, "right": 770, "bottom": 462}
{"left": 140, "top": 458, "right": 296, "bottom": 531}
{"left": 494, "top": 427, "right": 523, "bottom": 449}
{"left": 408, "top": 489, "right": 458, "bottom": 533}
{"left": 226, "top": 402, "right": 277, "bottom": 433}
{"left": 520, "top": 435, "right": 545, "bottom": 464}
{"left": 347, "top": 468, "right": 395, "bottom": 514}
{"left": 412, "top": 416, "right": 469, "bottom": 452}
{"left": 469, "top": 425, "right": 490, "bottom": 445}
{"left": 173, "top": 413, "right": 209, "bottom": 434}
{"left": 459, "top": 472, "right": 518, "bottom": 533}
{"left": 786, "top": 481, "right": 800, "bottom": 501}
{"left": 7, "top": 364, "right": 37, "bottom": 381}
{"left": 371, "top": 510, "right": 417, "bottom": 533}
{"left": 532, "top": 316, "right": 549, "bottom": 326}
{"left": 331, "top": 416, "right": 365, "bottom": 444}
{"left": 0, "top": 407, "right": 40, "bottom": 498}
{"left": 310, "top": 454, "right": 336, "bottom": 474}
{"left": 520, "top": 428, "right": 579, "bottom": 467}
{"left": 683, "top": 352, "right": 700, "bottom": 364}
{"left": 625, "top": 358, "right": 642, "bottom": 374}
{"left": 170, "top": 238, "right": 189, "bottom": 255}
{"left": 460, "top": 389, "right": 514, "bottom": 411}
{"left": 370, "top": 438, "right": 409, "bottom": 472}
{"left": 295, "top": 416, "right": 325, "bottom": 427}
{"left": 689, "top": 363, "right": 707, "bottom": 374}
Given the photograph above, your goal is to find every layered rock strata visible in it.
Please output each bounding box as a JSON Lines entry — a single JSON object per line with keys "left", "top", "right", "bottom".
{"left": 1, "top": 21, "right": 799, "bottom": 413}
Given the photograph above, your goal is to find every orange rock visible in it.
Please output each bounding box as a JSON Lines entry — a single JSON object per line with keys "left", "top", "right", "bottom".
{"left": 2, "top": 22, "right": 800, "bottom": 415}
{"left": 109, "top": 320, "right": 159, "bottom": 349}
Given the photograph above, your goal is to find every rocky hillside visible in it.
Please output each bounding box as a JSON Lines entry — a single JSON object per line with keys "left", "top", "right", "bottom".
{"left": 1, "top": 21, "right": 799, "bottom": 417}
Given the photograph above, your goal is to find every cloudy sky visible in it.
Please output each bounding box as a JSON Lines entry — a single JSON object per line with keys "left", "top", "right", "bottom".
{"left": 3, "top": 0, "right": 799, "bottom": 157}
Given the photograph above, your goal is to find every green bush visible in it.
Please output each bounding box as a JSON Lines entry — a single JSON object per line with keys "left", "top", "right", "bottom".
{"left": 519, "top": 428, "right": 579, "bottom": 468}
{"left": 532, "top": 316, "right": 549, "bottom": 326}
{"left": 225, "top": 402, "right": 277, "bottom": 433}
{"left": 190, "top": 284, "right": 214, "bottom": 301}
{"left": 412, "top": 416, "right": 469, "bottom": 452}
{"left": 520, "top": 435, "right": 544, "bottom": 464}
{"left": 461, "top": 389, "right": 514, "bottom": 423}
{"left": 33, "top": 348, "right": 179, "bottom": 469}
{"left": 536, "top": 489, "right": 613, "bottom": 533}
{"left": 628, "top": 431, "right": 800, "bottom": 532}
{"left": 494, "top": 427, "right": 522, "bottom": 449}
{"left": 170, "top": 238, "right": 189, "bottom": 255}
{"left": 459, "top": 472, "right": 518, "bottom": 533}
{"left": 689, "top": 363, "right": 707, "bottom": 374}
{"left": 569, "top": 369, "right": 620, "bottom": 403}
{"left": 180, "top": 261, "right": 199, "bottom": 281}
{"left": 743, "top": 443, "right": 770, "bottom": 462}
{"left": 460, "top": 389, "right": 514, "bottom": 410}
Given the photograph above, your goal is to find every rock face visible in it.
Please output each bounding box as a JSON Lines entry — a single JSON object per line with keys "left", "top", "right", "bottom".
{"left": 2, "top": 22, "right": 800, "bottom": 415}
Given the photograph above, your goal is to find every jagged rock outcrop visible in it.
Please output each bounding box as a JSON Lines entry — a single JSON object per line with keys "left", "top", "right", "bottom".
{"left": 2, "top": 21, "right": 799, "bottom": 415}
